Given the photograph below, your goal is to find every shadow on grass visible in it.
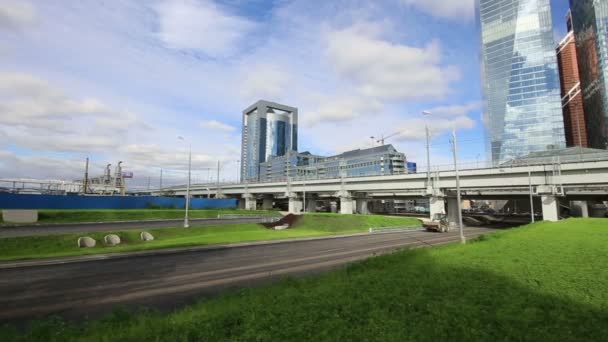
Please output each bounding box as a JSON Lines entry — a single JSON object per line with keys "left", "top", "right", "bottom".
{"left": 2, "top": 247, "right": 607, "bottom": 341}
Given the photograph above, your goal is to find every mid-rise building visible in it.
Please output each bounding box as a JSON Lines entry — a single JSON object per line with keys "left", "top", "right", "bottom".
{"left": 240, "top": 100, "right": 298, "bottom": 182}
{"left": 478, "top": 0, "right": 566, "bottom": 163}
{"left": 569, "top": 0, "right": 608, "bottom": 149}
{"left": 557, "top": 10, "right": 588, "bottom": 147}
{"left": 258, "top": 144, "right": 413, "bottom": 183}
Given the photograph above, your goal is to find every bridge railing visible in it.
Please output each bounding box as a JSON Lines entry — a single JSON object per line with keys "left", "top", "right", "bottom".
{"left": 164, "top": 152, "right": 608, "bottom": 190}
{"left": 368, "top": 226, "right": 422, "bottom": 233}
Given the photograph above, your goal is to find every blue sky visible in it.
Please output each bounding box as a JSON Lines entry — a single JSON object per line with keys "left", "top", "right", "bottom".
{"left": 0, "top": 0, "right": 571, "bottom": 186}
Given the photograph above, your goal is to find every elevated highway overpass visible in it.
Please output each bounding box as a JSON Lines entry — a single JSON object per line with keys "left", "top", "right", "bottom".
{"left": 162, "top": 160, "right": 608, "bottom": 222}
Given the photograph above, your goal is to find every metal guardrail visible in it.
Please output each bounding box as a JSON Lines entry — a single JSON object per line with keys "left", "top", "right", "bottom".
{"left": 368, "top": 226, "right": 422, "bottom": 233}
{"left": 217, "top": 214, "right": 281, "bottom": 223}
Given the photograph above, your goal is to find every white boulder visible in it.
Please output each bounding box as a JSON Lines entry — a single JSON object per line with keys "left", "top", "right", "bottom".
{"left": 140, "top": 231, "right": 154, "bottom": 241}
{"left": 104, "top": 234, "right": 121, "bottom": 246}
{"left": 78, "top": 237, "right": 96, "bottom": 248}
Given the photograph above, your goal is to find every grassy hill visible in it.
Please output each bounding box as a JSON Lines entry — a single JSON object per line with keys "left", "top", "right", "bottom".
{"left": 2, "top": 218, "right": 607, "bottom": 341}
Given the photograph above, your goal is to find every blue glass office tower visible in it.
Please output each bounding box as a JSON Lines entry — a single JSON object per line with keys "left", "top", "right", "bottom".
{"left": 478, "top": 0, "right": 565, "bottom": 163}
{"left": 240, "top": 100, "right": 298, "bottom": 182}
{"left": 569, "top": 0, "right": 608, "bottom": 149}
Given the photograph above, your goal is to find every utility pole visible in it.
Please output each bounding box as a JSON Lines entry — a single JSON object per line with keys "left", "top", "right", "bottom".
{"left": 160, "top": 168, "right": 163, "bottom": 191}
{"left": 236, "top": 160, "right": 240, "bottom": 184}
{"left": 303, "top": 178, "right": 307, "bottom": 213}
{"left": 186, "top": 147, "right": 191, "bottom": 227}
{"left": 451, "top": 128, "right": 465, "bottom": 244}
{"left": 216, "top": 160, "right": 221, "bottom": 198}
{"left": 423, "top": 111, "right": 432, "bottom": 194}
{"left": 147, "top": 176, "right": 151, "bottom": 190}
{"left": 178, "top": 136, "right": 191, "bottom": 228}
{"left": 528, "top": 170, "right": 535, "bottom": 223}
{"left": 83, "top": 157, "right": 89, "bottom": 194}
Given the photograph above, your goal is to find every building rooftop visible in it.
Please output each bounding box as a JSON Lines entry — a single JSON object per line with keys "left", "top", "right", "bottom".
{"left": 328, "top": 144, "right": 399, "bottom": 160}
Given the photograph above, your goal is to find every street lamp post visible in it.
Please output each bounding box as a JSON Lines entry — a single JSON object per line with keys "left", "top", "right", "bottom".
{"left": 178, "top": 136, "right": 191, "bottom": 228}
{"left": 451, "top": 128, "right": 465, "bottom": 244}
{"left": 236, "top": 160, "right": 241, "bottom": 184}
{"left": 422, "top": 111, "right": 432, "bottom": 194}
{"left": 528, "top": 170, "right": 535, "bottom": 223}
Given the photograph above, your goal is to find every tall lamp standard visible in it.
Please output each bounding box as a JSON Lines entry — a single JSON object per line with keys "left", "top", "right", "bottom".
{"left": 178, "top": 136, "right": 191, "bottom": 228}
{"left": 450, "top": 128, "right": 465, "bottom": 244}
{"left": 422, "top": 111, "right": 432, "bottom": 195}
{"left": 236, "top": 160, "right": 241, "bottom": 184}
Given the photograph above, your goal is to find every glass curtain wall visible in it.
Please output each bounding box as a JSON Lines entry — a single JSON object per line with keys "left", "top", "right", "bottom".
{"left": 478, "top": 0, "right": 565, "bottom": 163}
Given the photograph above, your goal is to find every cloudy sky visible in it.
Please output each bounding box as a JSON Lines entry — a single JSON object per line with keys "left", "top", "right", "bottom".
{"left": 0, "top": 0, "right": 570, "bottom": 188}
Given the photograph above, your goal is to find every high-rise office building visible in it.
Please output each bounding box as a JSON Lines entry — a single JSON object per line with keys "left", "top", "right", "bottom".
{"left": 557, "top": 10, "right": 588, "bottom": 147}
{"left": 478, "top": 0, "right": 565, "bottom": 163}
{"left": 569, "top": 0, "right": 608, "bottom": 149}
{"left": 240, "top": 100, "right": 298, "bottom": 182}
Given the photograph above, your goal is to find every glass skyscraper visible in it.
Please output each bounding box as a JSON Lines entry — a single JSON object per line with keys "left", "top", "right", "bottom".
{"left": 240, "top": 100, "right": 298, "bottom": 182}
{"left": 478, "top": 0, "right": 565, "bottom": 163}
{"left": 570, "top": 0, "right": 608, "bottom": 149}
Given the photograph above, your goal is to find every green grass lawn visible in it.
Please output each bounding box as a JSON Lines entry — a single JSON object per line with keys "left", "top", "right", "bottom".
{"left": 2, "top": 218, "right": 607, "bottom": 341}
{"left": 0, "top": 214, "right": 421, "bottom": 261}
{"left": 0, "top": 209, "right": 279, "bottom": 225}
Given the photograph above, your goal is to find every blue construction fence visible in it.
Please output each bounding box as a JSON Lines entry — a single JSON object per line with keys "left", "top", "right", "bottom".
{"left": 0, "top": 193, "right": 237, "bottom": 210}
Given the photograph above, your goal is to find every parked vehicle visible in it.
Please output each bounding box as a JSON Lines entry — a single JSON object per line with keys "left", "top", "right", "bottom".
{"left": 423, "top": 213, "right": 449, "bottom": 233}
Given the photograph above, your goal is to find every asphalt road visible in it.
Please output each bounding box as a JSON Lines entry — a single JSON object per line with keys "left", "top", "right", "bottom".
{"left": 0, "top": 218, "right": 272, "bottom": 238}
{"left": 0, "top": 227, "right": 496, "bottom": 323}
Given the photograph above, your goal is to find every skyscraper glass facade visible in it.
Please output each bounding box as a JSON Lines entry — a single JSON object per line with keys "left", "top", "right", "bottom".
{"left": 240, "top": 101, "right": 298, "bottom": 182}
{"left": 478, "top": 0, "right": 565, "bottom": 163}
{"left": 570, "top": 0, "right": 608, "bottom": 149}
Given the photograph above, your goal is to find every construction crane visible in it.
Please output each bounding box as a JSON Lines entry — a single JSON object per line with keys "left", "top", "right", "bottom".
{"left": 374, "top": 131, "right": 402, "bottom": 145}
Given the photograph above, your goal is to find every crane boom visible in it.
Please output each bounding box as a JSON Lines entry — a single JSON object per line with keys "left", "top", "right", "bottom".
{"left": 376, "top": 131, "right": 402, "bottom": 145}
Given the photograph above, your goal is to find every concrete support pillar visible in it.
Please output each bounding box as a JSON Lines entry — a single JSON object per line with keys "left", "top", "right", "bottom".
{"left": 429, "top": 196, "right": 446, "bottom": 219}
{"left": 306, "top": 196, "right": 317, "bottom": 213}
{"left": 572, "top": 201, "right": 589, "bottom": 218}
{"left": 237, "top": 198, "right": 246, "bottom": 210}
{"left": 340, "top": 196, "right": 354, "bottom": 215}
{"left": 541, "top": 195, "right": 560, "bottom": 222}
{"left": 262, "top": 195, "right": 274, "bottom": 210}
{"left": 356, "top": 198, "right": 369, "bottom": 215}
{"left": 446, "top": 197, "right": 459, "bottom": 227}
{"left": 244, "top": 195, "right": 257, "bottom": 211}
{"left": 288, "top": 196, "right": 303, "bottom": 214}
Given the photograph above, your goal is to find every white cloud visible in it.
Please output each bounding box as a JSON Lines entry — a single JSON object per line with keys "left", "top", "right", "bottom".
{"left": 325, "top": 23, "right": 460, "bottom": 101}
{"left": 239, "top": 64, "right": 290, "bottom": 101}
{"left": 401, "top": 0, "right": 476, "bottom": 21}
{"left": 0, "top": 0, "right": 36, "bottom": 30}
{"left": 425, "top": 101, "right": 482, "bottom": 117}
{"left": 200, "top": 119, "right": 236, "bottom": 132}
{"left": 392, "top": 115, "right": 476, "bottom": 141}
{"left": 303, "top": 95, "right": 383, "bottom": 126}
{"left": 0, "top": 72, "right": 148, "bottom": 151}
{"left": 155, "top": 0, "right": 255, "bottom": 57}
